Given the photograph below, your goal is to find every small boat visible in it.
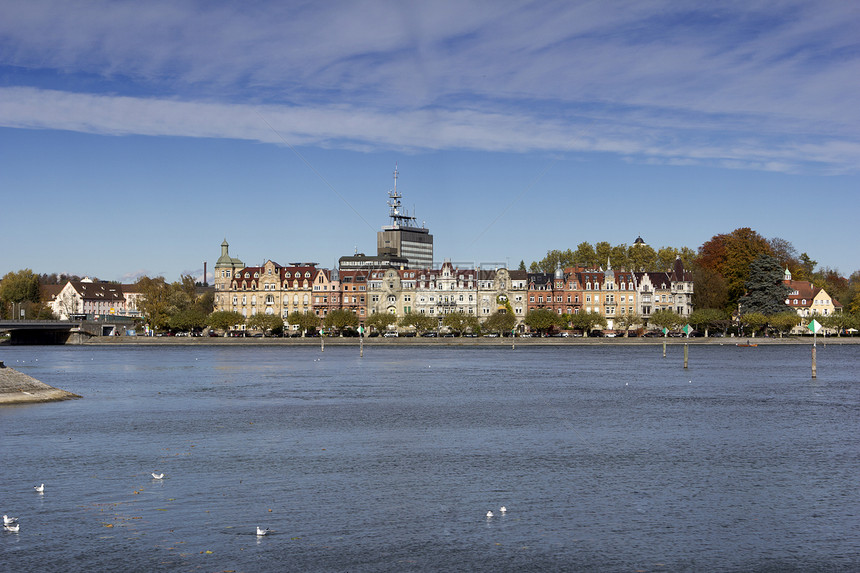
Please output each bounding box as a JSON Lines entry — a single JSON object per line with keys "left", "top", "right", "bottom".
{"left": 736, "top": 341, "right": 758, "bottom": 347}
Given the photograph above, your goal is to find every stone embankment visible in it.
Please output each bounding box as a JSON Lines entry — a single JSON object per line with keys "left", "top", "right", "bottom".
{"left": 0, "top": 362, "right": 81, "bottom": 405}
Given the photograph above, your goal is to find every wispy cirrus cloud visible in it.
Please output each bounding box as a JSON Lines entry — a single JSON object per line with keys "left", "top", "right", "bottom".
{"left": 1, "top": 1, "right": 858, "bottom": 173}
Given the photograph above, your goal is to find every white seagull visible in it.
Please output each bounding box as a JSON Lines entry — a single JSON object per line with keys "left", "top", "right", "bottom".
{"left": 3, "top": 515, "right": 18, "bottom": 525}
{"left": 151, "top": 473, "right": 164, "bottom": 480}
{"left": 500, "top": 506, "right": 507, "bottom": 514}
{"left": 34, "top": 483, "right": 45, "bottom": 493}
{"left": 256, "top": 526, "right": 270, "bottom": 536}
{"left": 486, "top": 511, "right": 494, "bottom": 518}
{"left": 4, "top": 523, "right": 20, "bottom": 533}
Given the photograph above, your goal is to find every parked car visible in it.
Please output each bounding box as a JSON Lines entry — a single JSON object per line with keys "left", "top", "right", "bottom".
{"left": 421, "top": 332, "right": 438, "bottom": 337}
{"left": 383, "top": 332, "right": 399, "bottom": 337}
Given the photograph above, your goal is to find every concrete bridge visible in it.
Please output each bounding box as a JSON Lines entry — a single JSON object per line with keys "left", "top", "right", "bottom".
{"left": 0, "top": 320, "right": 115, "bottom": 344}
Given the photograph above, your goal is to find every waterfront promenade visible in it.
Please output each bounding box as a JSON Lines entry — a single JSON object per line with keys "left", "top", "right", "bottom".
{"left": 80, "top": 334, "right": 857, "bottom": 346}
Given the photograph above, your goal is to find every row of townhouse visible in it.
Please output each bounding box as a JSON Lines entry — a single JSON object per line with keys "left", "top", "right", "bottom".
{"left": 213, "top": 240, "right": 693, "bottom": 331}
{"left": 527, "top": 257, "right": 694, "bottom": 329}
{"left": 212, "top": 254, "right": 531, "bottom": 326}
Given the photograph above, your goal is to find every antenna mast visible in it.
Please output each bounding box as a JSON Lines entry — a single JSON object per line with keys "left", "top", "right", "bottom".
{"left": 387, "top": 163, "right": 418, "bottom": 229}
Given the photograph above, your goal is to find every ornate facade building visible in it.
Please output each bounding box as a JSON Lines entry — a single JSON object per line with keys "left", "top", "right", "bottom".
{"left": 365, "top": 262, "right": 527, "bottom": 326}
{"left": 526, "top": 256, "right": 693, "bottom": 331}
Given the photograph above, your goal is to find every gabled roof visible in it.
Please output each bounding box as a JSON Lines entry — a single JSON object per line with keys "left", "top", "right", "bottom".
{"left": 68, "top": 281, "right": 126, "bottom": 302}
{"left": 40, "top": 284, "right": 63, "bottom": 302}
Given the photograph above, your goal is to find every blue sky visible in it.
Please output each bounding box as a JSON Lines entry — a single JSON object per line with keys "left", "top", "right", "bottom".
{"left": 2, "top": 1, "right": 858, "bottom": 283}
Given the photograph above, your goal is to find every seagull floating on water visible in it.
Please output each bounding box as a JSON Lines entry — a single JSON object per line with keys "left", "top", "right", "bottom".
{"left": 3, "top": 515, "right": 18, "bottom": 525}
{"left": 4, "top": 523, "right": 20, "bottom": 533}
{"left": 151, "top": 473, "right": 164, "bottom": 480}
{"left": 256, "top": 526, "right": 269, "bottom": 536}
{"left": 500, "top": 506, "right": 507, "bottom": 514}
{"left": 34, "top": 483, "right": 45, "bottom": 493}
{"left": 486, "top": 511, "right": 494, "bottom": 518}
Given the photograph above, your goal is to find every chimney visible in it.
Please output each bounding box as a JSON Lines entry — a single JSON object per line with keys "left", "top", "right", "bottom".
{"left": 203, "top": 262, "right": 207, "bottom": 286}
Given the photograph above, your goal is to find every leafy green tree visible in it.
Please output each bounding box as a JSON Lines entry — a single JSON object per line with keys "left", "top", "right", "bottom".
{"left": 135, "top": 276, "right": 172, "bottom": 330}
{"left": 656, "top": 247, "right": 680, "bottom": 271}
{"left": 573, "top": 242, "right": 597, "bottom": 268}
{"left": 820, "top": 312, "right": 851, "bottom": 336}
{"left": 365, "top": 312, "right": 398, "bottom": 334}
{"left": 169, "top": 307, "right": 208, "bottom": 332}
{"left": 0, "top": 269, "right": 40, "bottom": 303}
{"left": 595, "top": 241, "right": 612, "bottom": 267}
{"left": 678, "top": 247, "right": 698, "bottom": 271}
{"left": 628, "top": 243, "right": 657, "bottom": 271}
{"left": 207, "top": 310, "right": 245, "bottom": 333}
{"left": 570, "top": 311, "right": 607, "bottom": 334}
{"left": 796, "top": 253, "right": 818, "bottom": 281}
{"left": 609, "top": 244, "right": 630, "bottom": 270}
{"left": 769, "top": 312, "right": 800, "bottom": 337}
{"left": 443, "top": 311, "right": 480, "bottom": 334}
{"left": 849, "top": 290, "right": 860, "bottom": 315}
{"left": 614, "top": 312, "right": 642, "bottom": 337}
{"left": 740, "top": 312, "right": 768, "bottom": 337}
{"left": 483, "top": 311, "right": 515, "bottom": 334}
{"left": 647, "top": 309, "right": 683, "bottom": 334}
{"left": 324, "top": 309, "right": 359, "bottom": 334}
{"left": 525, "top": 308, "right": 560, "bottom": 334}
{"left": 688, "top": 308, "right": 727, "bottom": 337}
{"left": 739, "top": 254, "right": 790, "bottom": 315}
{"left": 1, "top": 269, "right": 41, "bottom": 317}
{"left": 288, "top": 311, "right": 320, "bottom": 336}
{"left": 532, "top": 249, "right": 576, "bottom": 273}
{"left": 247, "top": 313, "right": 284, "bottom": 335}
{"left": 691, "top": 263, "right": 729, "bottom": 311}
{"left": 399, "top": 312, "right": 436, "bottom": 333}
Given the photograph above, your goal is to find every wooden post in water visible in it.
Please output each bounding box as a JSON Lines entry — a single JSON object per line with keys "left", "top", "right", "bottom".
{"left": 811, "top": 344, "right": 817, "bottom": 379}
{"left": 360, "top": 332, "right": 364, "bottom": 358}
{"left": 684, "top": 343, "right": 688, "bottom": 369}
{"left": 812, "top": 329, "right": 817, "bottom": 379}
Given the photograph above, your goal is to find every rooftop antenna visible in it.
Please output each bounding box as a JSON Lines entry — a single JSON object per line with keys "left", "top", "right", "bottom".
{"left": 387, "top": 163, "right": 418, "bottom": 229}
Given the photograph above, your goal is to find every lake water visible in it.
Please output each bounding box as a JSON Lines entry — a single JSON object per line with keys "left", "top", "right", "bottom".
{"left": 1, "top": 344, "right": 857, "bottom": 572}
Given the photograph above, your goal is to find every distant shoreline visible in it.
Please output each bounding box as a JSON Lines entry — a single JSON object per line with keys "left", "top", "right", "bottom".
{"left": 80, "top": 335, "right": 860, "bottom": 346}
